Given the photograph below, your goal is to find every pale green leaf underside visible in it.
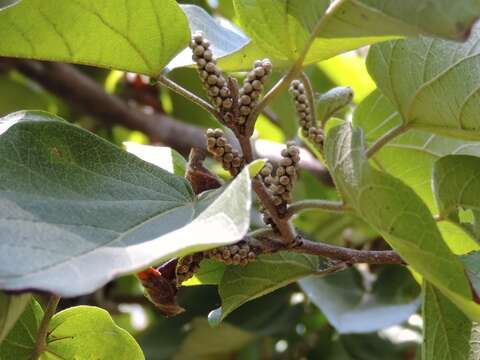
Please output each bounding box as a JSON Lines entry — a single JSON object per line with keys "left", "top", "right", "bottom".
{"left": 368, "top": 24, "right": 480, "bottom": 139}
{"left": 299, "top": 268, "right": 420, "bottom": 334}
{"left": 353, "top": 90, "right": 480, "bottom": 212}
{"left": 47, "top": 306, "right": 144, "bottom": 360}
{"left": 0, "top": 0, "right": 190, "bottom": 76}
{"left": 422, "top": 282, "right": 472, "bottom": 360}
{"left": 0, "top": 111, "right": 252, "bottom": 297}
{"left": 0, "top": 292, "right": 30, "bottom": 344}
{"left": 325, "top": 123, "right": 480, "bottom": 320}
{"left": 210, "top": 252, "right": 319, "bottom": 324}
{"left": 225, "top": 0, "right": 480, "bottom": 70}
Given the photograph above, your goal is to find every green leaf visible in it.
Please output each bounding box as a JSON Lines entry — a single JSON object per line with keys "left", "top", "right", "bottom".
{"left": 226, "top": 0, "right": 480, "bottom": 70}
{"left": 174, "top": 318, "right": 254, "bottom": 360}
{"left": 0, "top": 0, "right": 189, "bottom": 76}
{"left": 367, "top": 24, "right": 480, "bottom": 140}
{"left": 182, "top": 259, "right": 226, "bottom": 286}
{"left": 0, "top": 292, "right": 31, "bottom": 344}
{"left": 123, "top": 142, "right": 187, "bottom": 176}
{"left": 325, "top": 122, "right": 480, "bottom": 321}
{"left": 0, "top": 299, "right": 42, "bottom": 359}
{"left": 0, "top": 111, "right": 253, "bottom": 297}
{"left": 209, "top": 252, "right": 319, "bottom": 324}
{"left": 299, "top": 267, "right": 420, "bottom": 334}
{"left": 422, "top": 282, "right": 472, "bottom": 360}
{"left": 353, "top": 90, "right": 480, "bottom": 211}
{"left": 47, "top": 306, "right": 143, "bottom": 360}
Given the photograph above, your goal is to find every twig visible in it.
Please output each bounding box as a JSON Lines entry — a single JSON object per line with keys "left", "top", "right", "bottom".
{"left": 299, "top": 71, "right": 318, "bottom": 124}
{"left": 30, "top": 294, "right": 60, "bottom": 360}
{"left": 286, "top": 200, "right": 348, "bottom": 218}
{"left": 157, "top": 75, "right": 224, "bottom": 124}
{"left": 365, "top": 124, "right": 409, "bottom": 158}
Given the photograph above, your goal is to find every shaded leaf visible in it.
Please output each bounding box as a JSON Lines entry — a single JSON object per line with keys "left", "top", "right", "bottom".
{"left": 0, "top": 111, "right": 253, "bottom": 297}
{"left": 174, "top": 318, "right": 254, "bottom": 360}
{"left": 209, "top": 252, "right": 319, "bottom": 324}
{"left": 353, "top": 90, "right": 480, "bottom": 212}
{"left": 0, "top": 0, "right": 189, "bottom": 76}
{"left": 462, "top": 252, "right": 480, "bottom": 297}
{"left": 325, "top": 122, "right": 480, "bottom": 320}
{"left": 0, "top": 299, "right": 42, "bottom": 359}
{"left": 299, "top": 267, "right": 420, "bottom": 334}
{"left": 0, "top": 292, "right": 31, "bottom": 344}
{"left": 367, "top": 24, "right": 480, "bottom": 140}
{"left": 0, "top": 0, "right": 20, "bottom": 10}
{"left": 422, "top": 282, "right": 472, "bottom": 360}
{"left": 182, "top": 259, "right": 226, "bottom": 286}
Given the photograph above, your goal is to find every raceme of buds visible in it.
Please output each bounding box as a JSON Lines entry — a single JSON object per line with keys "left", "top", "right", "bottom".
{"left": 204, "top": 240, "right": 258, "bottom": 266}
{"left": 268, "top": 142, "right": 300, "bottom": 215}
{"left": 289, "top": 80, "right": 324, "bottom": 149}
{"left": 206, "top": 128, "right": 244, "bottom": 176}
{"left": 176, "top": 253, "right": 204, "bottom": 285}
{"left": 189, "top": 31, "right": 234, "bottom": 125}
{"left": 237, "top": 59, "right": 273, "bottom": 127}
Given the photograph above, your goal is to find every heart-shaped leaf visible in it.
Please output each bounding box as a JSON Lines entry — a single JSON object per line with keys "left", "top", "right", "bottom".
{"left": 325, "top": 122, "right": 480, "bottom": 320}
{"left": 367, "top": 24, "right": 480, "bottom": 140}
{"left": 422, "top": 282, "right": 472, "bottom": 360}
{"left": 209, "top": 252, "right": 319, "bottom": 325}
{"left": 353, "top": 90, "right": 480, "bottom": 211}
{"left": 299, "top": 267, "right": 420, "bottom": 334}
{"left": 0, "top": 292, "right": 30, "bottom": 344}
{"left": 0, "top": 301, "right": 144, "bottom": 359}
{"left": 0, "top": 0, "right": 189, "bottom": 76}
{"left": 225, "top": 0, "right": 480, "bottom": 70}
{"left": 0, "top": 111, "right": 253, "bottom": 297}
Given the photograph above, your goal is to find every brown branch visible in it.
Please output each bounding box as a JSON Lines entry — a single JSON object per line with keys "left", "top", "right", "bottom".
{"left": 31, "top": 294, "right": 60, "bottom": 360}
{"left": 260, "top": 237, "right": 404, "bottom": 265}
{"left": 3, "top": 58, "right": 205, "bottom": 155}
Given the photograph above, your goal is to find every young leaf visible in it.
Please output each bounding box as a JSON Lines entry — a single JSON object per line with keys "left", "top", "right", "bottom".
{"left": 0, "top": 111, "right": 253, "bottom": 297}
{"left": 47, "top": 306, "right": 144, "bottom": 360}
{"left": 325, "top": 122, "right": 480, "bottom": 321}
{"left": 367, "top": 24, "right": 480, "bottom": 140}
{"left": 422, "top": 282, "right": 472, "bottom": 360}
{"left": 175, "top": 318, "right": 254, "bottom": 360}
{"left": 353, "top": 90, "right": 480, "bottom": 211}
{"left": 299, "top": 267, "right": 420, "bottom": 334}
{"left": 209, "top": 252, "right": 319, "bottom": 324}
{"left": 0, "top": 0, "right": 190, "bottom": 76}
{"left": 0, "top": 299, "right": 42, "bottom": 359}
{"left": 0, "top": 292, "right": 31, "bottom": 344}
{"left": 227, "top": 0, "right": 480, "bottom": 69}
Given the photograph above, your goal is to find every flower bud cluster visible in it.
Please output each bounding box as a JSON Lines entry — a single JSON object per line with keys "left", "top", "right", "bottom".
{"left": 236, "top": 59, "right": 273, "bottom": 128}
{"left": 204, "top": 240, "right": 257, "bottom": 266}
{"left": 289, "top": 80, "right": 324, "bottom": 149}
{"left": 176, "top": 253, "right": 204, "bottom": 285}
{"left": 189, "top": 31, "right": 234, "bottom": 125}
{"left": 206, "top": 128, "right": 244, "bottom": 175}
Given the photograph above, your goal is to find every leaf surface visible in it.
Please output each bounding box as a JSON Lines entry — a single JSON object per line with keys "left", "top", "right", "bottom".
{"left": 0, "top": 111, "right": 252, "bottom": 297}
{"left": 0, "top": 292, "right": 31, "bottom": 344}
{"left": 325, "top": 122, "right": 480, "bottom": 320}
{"left": 0, "top": 0, "right": 189, "bottom": 75}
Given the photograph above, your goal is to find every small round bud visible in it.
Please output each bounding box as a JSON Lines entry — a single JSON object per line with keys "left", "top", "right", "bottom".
{"left": 194, "top": 45, "right": 205, "bottom": 56}
{"left": 222, "top": 98, "right": 233, "bottom": 109}
{"left": 240, "top": 95, "right": 252, "bottom": 105}
{"left": 252, "top": 80, "right": 262, "bottom": 90}
{"left": 207, "top": 74, "right": 218, "bottom": 85}
{"left": 279, "top": 176, "right": 290, "bottom": 185}
{"left": 203, "top": 50, "right": 213, "bottom": 61}
{"left": 254, "top": 67, "right": 265, "bottom": 77}
{"left": 240, "top": 106, "right": 251, "bottom": 116}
